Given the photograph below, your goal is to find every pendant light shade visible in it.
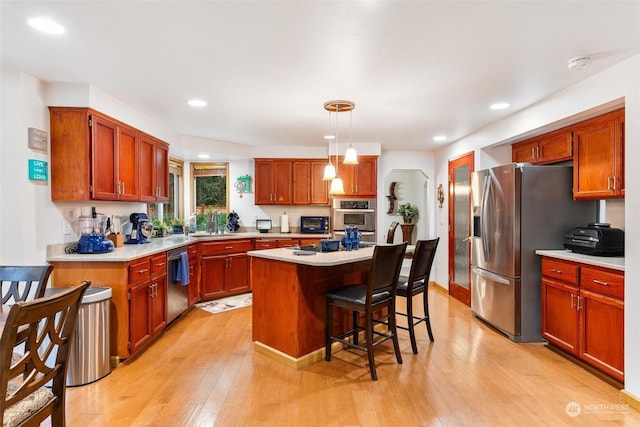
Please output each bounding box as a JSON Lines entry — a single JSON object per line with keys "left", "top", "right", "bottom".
{"left": 323, "top": 162, "right": 336, "bottom": 181}
{"left": 329, "top": 176, "right": 345, "bottom": 195}
{"left": 343, "top": 145, "right": 358, "bottom": 164}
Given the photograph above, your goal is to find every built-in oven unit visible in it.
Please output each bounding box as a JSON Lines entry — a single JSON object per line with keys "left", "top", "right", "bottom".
{"left": 300, "top": 216, "right": 329, "bottom": 234}
{"left": 332, "top": 198, "right": 376, "bottom": 242}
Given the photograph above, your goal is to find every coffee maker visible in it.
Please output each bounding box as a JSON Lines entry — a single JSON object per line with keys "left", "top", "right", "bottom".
{"left": 77, "top": 208, "right": 115, "bottom": 254}
{"left": 125, "top": 212, "right": 152, "bottom": 244}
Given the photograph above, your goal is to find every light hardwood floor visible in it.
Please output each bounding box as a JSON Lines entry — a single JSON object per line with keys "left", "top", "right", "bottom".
{"left": 58, "top": 286, "right": 640, "bottom": 426}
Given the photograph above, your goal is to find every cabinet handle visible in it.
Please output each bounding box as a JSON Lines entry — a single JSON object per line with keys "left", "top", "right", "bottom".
{"left": 607, "top": 177, "right": 612, "bottom": 191}
{"left": 531, "top": 148, "right": 535, "bottom": 159}
{"left": 225, "top": 246, "right": 233, "bottom": 249}
{"left": 155, "top": 262, "right": 166, "bottom": 268}
{"left": 536, "top": 146, "right": 540, "bottom": 160}
{"left": 550, "top": 269, "right": 562, "bottom": 274}
{"left": 121, "top": 182, "right": 125, "bottom": 194}
{"left": 137, "top": 268, "right": 149, "bottom": 274}
{"left": 577, "top": 295, "right": 582, "bottom": 311}
{"left": 592, "top": 279, "right": 609, "bottom": 286}
{"left": 116, "top": 182, "right": 121, "bottom": 195}
{"left": 613, "top": 176, "right": 618, "bottom": 191}
{"left": 570, "top": 293, "right": 576, "bottom": 309}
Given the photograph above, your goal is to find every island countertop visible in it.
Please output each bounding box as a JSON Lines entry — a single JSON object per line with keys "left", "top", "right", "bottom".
{"left": 247, "top": 246, "right": 376, "bottom": 266}
{"left": 535, "top": 249, "right": 624, "bottom": 271}
{"left": 47, "top": 232, "right": 331, "bottom": 262}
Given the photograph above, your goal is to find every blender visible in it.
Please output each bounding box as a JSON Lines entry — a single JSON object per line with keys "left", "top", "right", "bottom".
{"left": 77, "top": 208, "right": 115, "bottom": 254}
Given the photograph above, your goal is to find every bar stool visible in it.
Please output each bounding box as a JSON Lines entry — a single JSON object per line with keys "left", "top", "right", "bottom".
{"left": 396, "top": 238, "right": 439, "bottom": 354}
{"left": 325, "top": 242, "right": 407, "bottom": 380}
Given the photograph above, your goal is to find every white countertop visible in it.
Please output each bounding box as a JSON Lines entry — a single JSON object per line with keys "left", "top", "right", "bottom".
{"left": 535, "top": 249, "right": 624, "bottom": 271}
{"left": 248, "top": 244, "right": 414, "bottom": 267}
{"left": 47, "top": 232, "right": 331, "bottom": 263}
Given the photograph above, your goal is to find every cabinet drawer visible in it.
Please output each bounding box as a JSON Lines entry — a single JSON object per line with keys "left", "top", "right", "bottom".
{"left": 128, "top": 259, "right": 151, "bottom": 284}
{"left": 150, "top": 254, "right": 167, "bottom": 276}
{"left": 188, "top": 243, "right": 200, "bottom": 261}
{"left": 580, "top": 266, "right": 624, "bottom": 299}
{"left": 201, "top": 239, "right": 254, "bottom": 256}
{"left": 541, "top": 258, "right": 578, "bottom": 283}
{"left": 254, "top": 240, "right": 278, "bottom": 249}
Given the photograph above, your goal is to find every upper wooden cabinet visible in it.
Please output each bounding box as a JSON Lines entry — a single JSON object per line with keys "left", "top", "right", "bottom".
{"left": 338, "top": 155, "right": 378, "bottom": 197}
{"left": 512, "top": 128, "right": 573, "bottom": 165}
{"left": 255, "top": 159, "right": 292, "bottom": 205}
{"left": 138, "top": 134, "right": 169, "bottom": 203}
{"left": 573, "top": 108, "right": 625, "bottom": 200}
{"left": 49, "top": 107, "right": 169, "bottom": 202}
{"left": 255, "top": 158, "right": 331, "bottom": 205}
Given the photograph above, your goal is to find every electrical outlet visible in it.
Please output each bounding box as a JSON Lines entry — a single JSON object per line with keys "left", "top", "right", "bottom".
{"left": 62, "top": 220, "right": 72, "bottom": 235}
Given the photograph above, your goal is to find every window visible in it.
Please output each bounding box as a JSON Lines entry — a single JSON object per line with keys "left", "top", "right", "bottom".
{"left": 191, "top": 162, "right": 229, "bottom": 229}
{"left": 149, "top": 157, "right": 183, "bottom": 223}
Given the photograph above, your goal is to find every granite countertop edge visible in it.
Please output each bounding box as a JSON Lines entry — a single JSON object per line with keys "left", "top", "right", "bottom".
{"left": 535, "top": 249, "right": 624, "bottom": 271}
{"left": 47, "top": 232, "right": 332, "bottom": 263}
{"left": 247, "top": 246, "right": 375, "bottom": 267}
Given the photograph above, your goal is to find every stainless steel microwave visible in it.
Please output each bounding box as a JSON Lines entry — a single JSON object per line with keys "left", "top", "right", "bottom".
{"left": 300, "top": 216, "right": 329, "bottom": 234}
{"left": 332, "top": 198, "right": 376, "bottom": 232}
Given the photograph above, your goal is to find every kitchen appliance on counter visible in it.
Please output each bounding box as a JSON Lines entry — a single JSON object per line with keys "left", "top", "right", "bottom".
{"left": 125, "top": 213, "right": 152, "bottom": 244}
{"left": 471, "top": 164, "right": 597, "bottom": 342}
{"left": 332, "top": 198, "right": 376, "bottom": 242}
{"left": 300, "top": 216, "right": 329, "bottom": 234}
{"left": 564, "top": 223, "right": 624, "bottom": 256}
{"left": 256, "top": 218, "right": 272, "bottom": 233}
{"left": 77, "top": 208, "right": 114, "bottom": 254}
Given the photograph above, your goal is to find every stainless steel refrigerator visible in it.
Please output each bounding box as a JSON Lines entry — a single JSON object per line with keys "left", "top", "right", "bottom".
{"left": 470, "top": 163, "right": 596, "bottom": 342}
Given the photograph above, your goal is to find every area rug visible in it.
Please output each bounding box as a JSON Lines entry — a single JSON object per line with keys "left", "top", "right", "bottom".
{"left": 196, "top": 293, "right": 252, "bottom": 314}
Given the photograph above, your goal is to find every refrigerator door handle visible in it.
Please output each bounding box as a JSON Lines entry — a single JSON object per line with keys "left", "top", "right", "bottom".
{"left": 480, "top": 175, "right": 492, "bottom": 262}
{"left": 472, "top": 266, "right": 512, "bottom": 286}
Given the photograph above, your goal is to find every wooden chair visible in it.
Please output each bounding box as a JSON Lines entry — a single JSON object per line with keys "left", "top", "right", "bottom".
{"left": 386, "top": 221, "right": 400, "bottom": 244}
{"left": 325, "top": 243, "right": 407, "bottom": 380}
{"left": 396, "top": 238, "right": 439, "bottom": 354}
{"left": 0, "top": 281, "right": 89, "bottom": 427}
{"left": 0, "top": 265, "right": 53, "bottom": 305}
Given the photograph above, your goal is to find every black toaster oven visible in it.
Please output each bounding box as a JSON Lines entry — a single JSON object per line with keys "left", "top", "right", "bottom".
{"left": 564, "top": 223, "right": 624, "bottom": 256}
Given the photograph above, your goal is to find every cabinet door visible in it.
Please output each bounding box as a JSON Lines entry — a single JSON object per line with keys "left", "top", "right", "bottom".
{"left": 226, "top": 253, "right": 250, "bottom": 294}
{"left": 538, "top": 129, "right": 573, "bottom": 164}
{"left": 117, "top": 126, "right": 139, "bottom": 201}
{"left": 129, "top": 282, "right": 152, "bottom": 354}
{"left": 292, "top": 161, "right": 311, "bottom": 204}
{"left": 138, "top": 136, "right": 156, "bottom": 202}
{"left": 511, "top": 139, "right": 539, "bottom": 164}
{"left": 150, "top": 277, "right": 167, "bottom": 335}
{"left": 354, "top": 156, "right": 377, "bottom": 196}
{"left": 273, "top": 160, "right": 292, "bottom": 204}
{"left": 310, "top": 160, "right": 329, "bottom": 205}
{"left": 580, "top": 289, "right": 624, "bottom": 382}
{"left": 200, "top": 255, "right": 227, "bottom": 298}
{"left": 91, "top": 115, "right": 118, "bottom": 200}
{"left": 541, "top": 278, "right": 579, "bottom": 356}
{"left": 573, "top": 111, "right": 623, "bottom": 199}
{"left": 155, "top": 141, "right": 169, "bottom": 202}
{"left": 255, "top": 160, "right": 274, "bottom": 204}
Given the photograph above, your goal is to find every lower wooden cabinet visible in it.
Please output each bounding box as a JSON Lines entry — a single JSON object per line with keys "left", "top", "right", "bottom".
{"left": 128, "top": 253, "right": 168, "bottom": 355}
{"left": 541, "top": 257, "right": 624, "bottom": 382}
{"left": 187, "top": 243, "right": 201, "bottom": 306}
{"left": 201, "top": 239, "right": 253, "bottom": 299}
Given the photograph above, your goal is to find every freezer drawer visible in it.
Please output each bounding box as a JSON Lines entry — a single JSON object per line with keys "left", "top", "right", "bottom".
{"left": 471, "top": 267, "right": 520, "bottom": 338}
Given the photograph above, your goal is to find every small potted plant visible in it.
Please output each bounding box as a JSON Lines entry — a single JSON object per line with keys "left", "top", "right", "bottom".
{"left": 397, "top": 203, "right": 419, "bottom": 224}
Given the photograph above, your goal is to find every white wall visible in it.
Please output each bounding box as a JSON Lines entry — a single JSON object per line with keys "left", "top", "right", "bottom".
{"left": 432, "top": 53, "right": 640, "bottom": 400}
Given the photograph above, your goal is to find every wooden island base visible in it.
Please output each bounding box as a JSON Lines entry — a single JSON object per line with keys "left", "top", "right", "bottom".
{"left": 250, "top": 255, "right": 372, "bottom": 368}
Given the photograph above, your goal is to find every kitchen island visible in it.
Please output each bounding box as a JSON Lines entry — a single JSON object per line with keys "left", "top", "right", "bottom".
{"left": 248, "top": 246, "right": 379, "bottom": 368}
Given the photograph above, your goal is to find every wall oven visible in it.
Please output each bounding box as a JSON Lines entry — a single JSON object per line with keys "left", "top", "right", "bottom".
{"left": 332, "top": 198, "right": 376, "bottom": 242}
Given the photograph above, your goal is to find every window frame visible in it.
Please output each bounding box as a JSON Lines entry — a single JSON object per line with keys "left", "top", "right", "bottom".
{"left": 190, "top": 162, "right": 229, "bottom": 215}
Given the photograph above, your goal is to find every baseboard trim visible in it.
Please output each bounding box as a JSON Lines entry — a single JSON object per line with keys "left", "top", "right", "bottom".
{"left": 620, "top": 389, "right": 640, "bottom": 412}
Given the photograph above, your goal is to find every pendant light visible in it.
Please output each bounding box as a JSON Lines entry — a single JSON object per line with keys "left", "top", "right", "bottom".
{"left": 323, "top": 100, "right": 355, "bottom": 195}
{"left": 343, "top": 109, "right": 358, "bottom": 164}
{"left": 322, "top": 110, "right": 336, "bottom": 181}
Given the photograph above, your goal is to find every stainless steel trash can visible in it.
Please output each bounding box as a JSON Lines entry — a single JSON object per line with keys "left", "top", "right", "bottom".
{"left": 66, "top": 286, "right": 112, "bottom": 386}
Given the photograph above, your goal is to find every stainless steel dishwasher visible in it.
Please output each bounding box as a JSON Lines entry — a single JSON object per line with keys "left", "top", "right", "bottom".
{"left": 167, "top": 247, "right": 190, "bottom": 323}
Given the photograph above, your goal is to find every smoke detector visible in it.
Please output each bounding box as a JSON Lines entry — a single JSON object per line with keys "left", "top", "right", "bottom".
{"left": 568, "top": 56, "right": 592, "bottom": 70}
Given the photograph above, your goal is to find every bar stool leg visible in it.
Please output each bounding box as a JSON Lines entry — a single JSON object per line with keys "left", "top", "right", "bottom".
{"left": 325, "top": 299, "right": 333, "bottom": 361}
{"left": 424, "top": 289, "right": 434, "bottom": 342}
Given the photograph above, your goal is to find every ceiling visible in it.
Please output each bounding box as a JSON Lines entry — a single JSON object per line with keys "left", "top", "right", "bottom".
{"left": 2, "top": 1, "right": 640, "bottom": 160}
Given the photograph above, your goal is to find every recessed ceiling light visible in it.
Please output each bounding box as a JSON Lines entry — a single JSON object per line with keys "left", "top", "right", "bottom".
{"left": 324, "top": 135, "right": 335, "bottom": 140}
{"left": 28, "top": 17, "right": 65, "bottom": 35}
{"left": 197, "top": 154, "right": 210, "bottom": 159}
{"left": 433, "top": 135, "right": 447, "bottom": 142}
{"left": 188, "top": 99, "right": 207, "bottom": 108}
{"left": 490, "top": 102, "right": 510, "bottom": 110}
